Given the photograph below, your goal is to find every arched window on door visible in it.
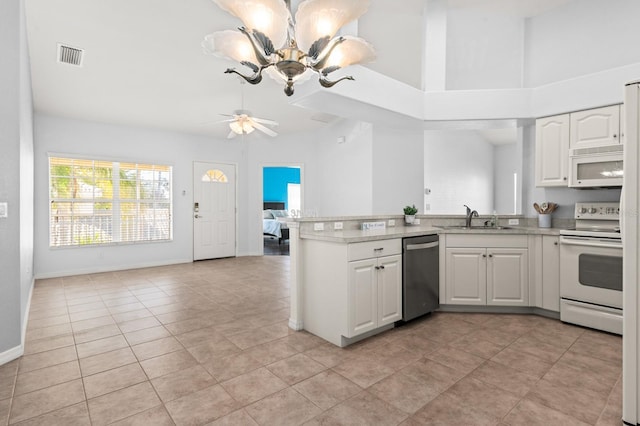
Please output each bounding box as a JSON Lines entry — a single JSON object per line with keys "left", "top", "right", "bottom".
{"left": 201, "top": 169, "right": 228, "bottom": 183}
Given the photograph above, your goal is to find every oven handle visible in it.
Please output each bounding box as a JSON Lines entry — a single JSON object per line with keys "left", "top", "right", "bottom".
{"left": 560, "top": 236, "right": 622, "bottom": 249}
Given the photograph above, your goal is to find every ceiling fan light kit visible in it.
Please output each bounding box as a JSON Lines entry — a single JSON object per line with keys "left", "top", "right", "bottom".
{"left": 202, "top": 0, "right": 376, "bottom": 96}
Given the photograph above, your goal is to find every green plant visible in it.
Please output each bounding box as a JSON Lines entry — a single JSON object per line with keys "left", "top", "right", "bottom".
{"left": 403, "top": 204, "right": 418, "bottom": 215}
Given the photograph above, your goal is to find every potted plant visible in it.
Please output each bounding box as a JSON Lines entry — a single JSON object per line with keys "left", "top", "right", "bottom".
{"left": 404, "top": 204, "right": 418, "bottom": 224}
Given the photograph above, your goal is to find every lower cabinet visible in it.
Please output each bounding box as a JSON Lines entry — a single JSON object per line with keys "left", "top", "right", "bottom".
{"left": 529, "top": 234, "right": 560, "bottom": 312}
{"left": 301, "top": 238, "right": 403, "bottom": 347}
{"left": 347, "top": 254, "right": 402, "bottom": 337}
{"left": 443, "top": 235, "right": 529, "bottom": 307}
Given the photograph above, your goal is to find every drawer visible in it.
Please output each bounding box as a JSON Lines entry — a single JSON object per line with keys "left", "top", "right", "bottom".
{"left": 348, "top": 239, "right": 401, "bottom": 262}
{"left": 445, "top": 234, "right": 528, "bottom": 248}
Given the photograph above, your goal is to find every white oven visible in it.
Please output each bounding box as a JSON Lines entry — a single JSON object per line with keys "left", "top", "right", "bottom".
{"left": 560, "top": 202, "right": 622, "bottom": 334}
{"left": 569, "top": 145, "right": 623, "bottom": 188}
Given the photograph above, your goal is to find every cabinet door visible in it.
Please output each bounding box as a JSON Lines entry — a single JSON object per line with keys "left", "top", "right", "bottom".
{"left": 570, "top": 105, "right": 621, "bottom": 148}
{"left": 445, "top": 248, "right": 486, "bottom": 305}
{"left": 535, "top": 114, "right": 570, "bottom": 187}
{"left": 347, "top": 259, "right": 377, "bottom": 337}
{"left": 487, "top": 248, "right": 528, "bottom": 306}
{"left": 377, "top": 255, "right": 402, "bottom": 326}
{"left": 542, "top": 236, "right": 560, "bottom": 312}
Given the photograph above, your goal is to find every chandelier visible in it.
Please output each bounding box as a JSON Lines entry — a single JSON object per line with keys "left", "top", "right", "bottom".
{"left": 202, "top": 0, "right": 376, "bottom": 96}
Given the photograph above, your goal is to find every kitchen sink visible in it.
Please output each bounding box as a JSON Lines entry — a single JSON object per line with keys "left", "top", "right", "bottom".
{"left": 435, "top": 225, "right": 513, "bottom": 230}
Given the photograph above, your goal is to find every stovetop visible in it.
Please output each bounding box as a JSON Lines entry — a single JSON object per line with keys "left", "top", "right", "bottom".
{"left": 560, "top": 202, "right": 621, "bottom": 239}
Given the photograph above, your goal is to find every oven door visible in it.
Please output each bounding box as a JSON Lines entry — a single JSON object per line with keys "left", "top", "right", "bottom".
{"left": 560, "top": 235, "right": 623, "bottom": 308}
{"left": 568, "top": 151, "right": 623, "bottom": 188}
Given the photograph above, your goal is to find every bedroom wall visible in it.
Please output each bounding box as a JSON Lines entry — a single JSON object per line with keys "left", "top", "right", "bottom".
{"left": 263, "top": 167, "right": 301, "bottom": 210}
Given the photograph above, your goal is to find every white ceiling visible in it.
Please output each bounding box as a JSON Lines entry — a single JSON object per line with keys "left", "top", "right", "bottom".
{"left": 25, "top": 0, "right": 573, "bottom": 140}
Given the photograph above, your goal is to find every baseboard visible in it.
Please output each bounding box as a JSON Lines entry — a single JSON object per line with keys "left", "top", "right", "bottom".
{"left": 22, "top": 278, "right": 34, "bottom": 346}
{"left": 0, "top": 344, "right": 23, "bottom": 366}
{"left": 438, "top": 304, "right": 561, "bottom": 320}
{"left": 34, "top": 258, "right": 193, "bottom": 279}
{"left": 288, "top": 318, "right": 303, "bottom": 331}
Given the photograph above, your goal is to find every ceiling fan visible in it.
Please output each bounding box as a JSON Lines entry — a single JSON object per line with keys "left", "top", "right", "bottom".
{"left": 219, "top": 109, "right": 279, "bottom": 139}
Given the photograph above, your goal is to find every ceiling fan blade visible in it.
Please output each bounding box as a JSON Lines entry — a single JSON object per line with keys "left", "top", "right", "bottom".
{"left": 252, "top": 121, "right": 278, "bottom": 137}
{"left": 251, "top": 117, "right": 279, "bottom": 126}
{"left": 227, "top": 130, "right": 237, "bottom": 139}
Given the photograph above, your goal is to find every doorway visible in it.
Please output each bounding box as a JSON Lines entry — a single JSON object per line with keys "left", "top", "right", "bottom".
{"left": 262, "top": 165, "right": 302, "bottom": 256}
{"left": 193, "top": 161, "right": 236, "bottom": 260}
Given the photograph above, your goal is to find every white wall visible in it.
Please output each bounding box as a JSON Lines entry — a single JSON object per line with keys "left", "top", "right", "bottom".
{"left": 445, "top": 6, "right": 524, "bottom": 90}
{"left": 424, "top": 130, "right": 494, "bottom": 215}
{"left": 372, "top": 126, "right": 424, "bottom": 215}
{"left": 34, "top": 114, "right": 247, "bottom": 277}
{"left": 524, "top": 0, "right": 640, "bottom": 88}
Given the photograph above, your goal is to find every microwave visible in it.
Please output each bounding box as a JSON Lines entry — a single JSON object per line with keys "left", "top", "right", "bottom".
{"left": 569, "top": 145, "right": 623, "bottom": 187}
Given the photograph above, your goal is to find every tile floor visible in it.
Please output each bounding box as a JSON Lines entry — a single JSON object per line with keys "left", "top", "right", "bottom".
{"left": 0, "top": 256, "right": 623, "bottom": 425}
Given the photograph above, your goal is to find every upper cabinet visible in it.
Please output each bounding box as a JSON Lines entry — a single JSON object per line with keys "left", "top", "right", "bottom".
{"left": 569, "top": 105, "right": 621, "bottom": 149}
{"left": 535, "top": 114, "right": 570, "bottom": 187}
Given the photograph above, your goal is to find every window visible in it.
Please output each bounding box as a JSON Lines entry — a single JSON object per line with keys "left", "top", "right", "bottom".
{"left": 201, "top": 169, "right": 228, "bottom": 183}
{"left": 49, "top": 156, "right": 172, "bottom": 247}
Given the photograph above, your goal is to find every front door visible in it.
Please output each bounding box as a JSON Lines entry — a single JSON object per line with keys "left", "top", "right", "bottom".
{"left": 193, "top": 162, "right": 236, "bottom": 260}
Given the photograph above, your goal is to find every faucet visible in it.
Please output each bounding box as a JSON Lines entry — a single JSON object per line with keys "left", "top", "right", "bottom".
{"left": 464, "top": 205, "right": 479, "bottom": 227}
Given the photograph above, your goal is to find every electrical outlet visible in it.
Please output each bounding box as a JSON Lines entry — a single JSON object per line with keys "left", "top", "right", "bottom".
{"left": 388, "top": 219, "right": 395, "bottom": 227}
{"left": 333, "top": 222, "right": 343, "bottom": 230}
{"left": 508, "top": 219, "right": 520, "bottom": 225}
{"left": 313, "top": 222, "right": 324, "bottom": 231}
{"left": 0, "top": 202, "right": 7, "bottom": 218}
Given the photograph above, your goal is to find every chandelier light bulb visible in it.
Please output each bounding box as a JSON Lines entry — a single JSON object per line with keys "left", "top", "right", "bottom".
{"left": 204, "top": 0, "right": 376, "bottom": 96}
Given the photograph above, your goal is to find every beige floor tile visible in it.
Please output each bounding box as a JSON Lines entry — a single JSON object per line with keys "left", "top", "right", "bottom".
{"left": 19, "top": 345, "right": 78, "bottom": 373}
{"left": 445, "top": 376, "right": 521, "bottom": 418}
{"left": 399, "top": 359, "right": 466, "bottom": 392}
{"left": 76, "top": 334, "right": 129, "bottom": 359}
{"left": 107, "top": 302, "right": 147, "bottom": 315}
{"left": 0, "top": 359, "right": 19, "bottom": 379}
{"left": 202, "top": 352, "right": 262, "bottom": 382}
{"left": 73, "top": 324, "right": 122, "bottom": 344}
{"left": 173, "top": 326, "right": 227, "bottom": 349}
{"left": 110, "top": 405, "right": 174, "bottom": 425}
{"left": 23, "top": 333, "right": 75, "bottom": 355}
{"left": 140, "top": 349, "right": 198, "bottom": 379}
{"left": 9, "top": 379, "right": 86, "bottom": 424}
{"left": 25, "top": 323, "right": 73, "bottom": 342}
{"left": 304, "top": 343, "right": 350, "bottom": 368}
{"left": 131, "top": 336, "right": 184, "bottom": 361}
{"left": 277, "top": 331, "right": 325, "bottom": 352}
{"left": 111, "top": 308, "right": 154, "bottom": 324}
{"left": 244, "top": 339, "right": 299, "bottom": 365}
{"left": 11, "top": 402, "right": 91, "bottom": 426}
{"left": 0, "top": 398, "right": 9, "bottom": 425}
{"left": 206, "top": 409, "right": 258, "bottom": 425}
{"left": 407, "top": 392, "right": 499, "bottom": 426}
{"left": 469, "top": 360, "right": 539, "bottom": 397}
{"left": 332, "top": 355, "right": 395, "bottom": 388}
{"left": 27, "top": 314, "right": 70, "bottom": 330}
{"left": 164, "top": 384, "right": 240, "bottom": 425}
{"left": 509, "top": 334, "right": 568, "bottom": 363}
{"left": 71, "top": 315, "right": 116, "bottom": 333}
{"left": 118, "top": 316, "right": 161, "bottom": 333}
{"left": 293, "top": 370, "right": 361, "bottom": 411}
{"left": 449, "top": 333, "right": 505, "bottom": 359}
{"left": 67, "top": 301, "right": 106, "bottom": 314}
{"left": 83, "top": 363, "right": 147, "bottom": 399}
{"left": 221, "top": 367, "right": 288, "bottom": 406}
{"left": 503, "top": 398, "right": 590, "bottom": 426}
{"left": 266, "top": 353, "right": 327, "bottom": 385}
{"left": 543, "top": 360, "right": 617, "bottom": 397}
{"left": 14, "top": 360, "right": 81, "bottom": 396}
{"left": 245, "top": 387, "right": 321, "bottom": 425}
{"left": 69, "top": 308, "right": 111, "bottom": 323}
{"left": 526, "top": 378, "right": 608, "bottom": 424}
{"left": 307, "top": 391, "right": 408, "bottom": 425}
{"left": 151, "top": 365, "right": 217, "bottom": 403}
{"left": 79, "top": 347, "right": 138, "bottom": 376}
{"left": 124, "top": 325, "right": 171, "bottom": 346}
{"left": 425, "top": 344, "right": 485, "bottom": 374}
{"left": 87, "top": 381, "right": 161, "bottom": 426}
{"left": 369, "top": 371, "right": 442, "bottom": 414}
{"left": 491, "top": 347, "right": 553, "bottom": 378}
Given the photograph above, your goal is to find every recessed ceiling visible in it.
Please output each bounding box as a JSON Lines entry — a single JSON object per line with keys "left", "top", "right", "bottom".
{"left": 25, "top": 0, "right": 575, "bottom": 139}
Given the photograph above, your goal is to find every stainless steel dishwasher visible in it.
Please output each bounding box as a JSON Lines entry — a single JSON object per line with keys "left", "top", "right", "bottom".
{"left": 402, "top": 234, "right": 439, "bottom": 321}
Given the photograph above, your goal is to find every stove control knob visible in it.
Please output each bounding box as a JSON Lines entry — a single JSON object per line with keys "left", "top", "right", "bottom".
{"left": 579, "top": 207, "right": 588, "bottom": 214}
{"left": 588, "top": 208, "right": 597, "bottom": 214}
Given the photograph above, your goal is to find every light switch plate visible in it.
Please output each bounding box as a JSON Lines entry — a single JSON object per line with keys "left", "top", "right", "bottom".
{"left": 508, "top": 218, "right": 520, "bottom": 225}
{"left": 0, "top": 202, "right": 7, "bottom": 218}
{"left": 333, "top": 222, "right": 343, "bottom": 230}
{"left": 388, "top": 219, "right": 395, "bottom": 227}
{"left": 313, "top": 222, "right": 324, "bottom": 231}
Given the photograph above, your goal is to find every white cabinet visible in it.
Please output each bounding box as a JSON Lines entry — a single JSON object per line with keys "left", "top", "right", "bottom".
{"left": 535, "top": 114, "right": 570, "bottom": 187}
{"left": 570, "top": 105, "right": 621, "bottom": 149}
{"left": 529, "top": 235, "right": 560, "bottom": 312}
{"left": 347, "top": 254, "right": 402, "bottom": 337}
{"left": 443, "top": 234, "right": 528, "bottom": 307}
{"left": 302, "top": 238, "right": 403, "bottom": 347}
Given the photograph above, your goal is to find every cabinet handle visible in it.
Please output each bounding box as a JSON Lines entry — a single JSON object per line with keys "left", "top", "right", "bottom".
{"left": 563, "top": 177, "right": 567, "bottom": 180}
{"left": 488, "top": 254, "right": 493, "bottom": 258}
{"left": 554, "top": 241, "right": 558, "bottom": 246}
{"left": 375, "top": 266, "right": 380, "bottom": 270}
{"left": 482, "top": 254, "right": 487, "bottom": 258}
{"left": 373, "top": 248, "right": 384, "bottom": 252}
{"left": 379, "top": 265, "right": 385, "bottom": 270}
{"left": 614, "top": 134, "right": 618, "bottom": 138}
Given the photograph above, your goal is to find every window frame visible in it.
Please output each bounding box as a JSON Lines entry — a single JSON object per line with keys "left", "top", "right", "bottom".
{"left": 48, "top": 154, "right": 174, "bottom": 248}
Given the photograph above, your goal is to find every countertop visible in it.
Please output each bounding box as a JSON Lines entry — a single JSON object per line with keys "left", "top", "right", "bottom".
{"left": 300, "top": 225, "right": 563, "bottom": 243}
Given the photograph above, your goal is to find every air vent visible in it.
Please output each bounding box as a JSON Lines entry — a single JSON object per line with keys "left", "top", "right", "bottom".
{"left": 57, "top": 44, "right": 84, "bottom": 66}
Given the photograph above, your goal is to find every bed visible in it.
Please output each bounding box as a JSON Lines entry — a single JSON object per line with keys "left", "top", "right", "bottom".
{"left": 263, "top": 202, "right": 290, "bottom": 244}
